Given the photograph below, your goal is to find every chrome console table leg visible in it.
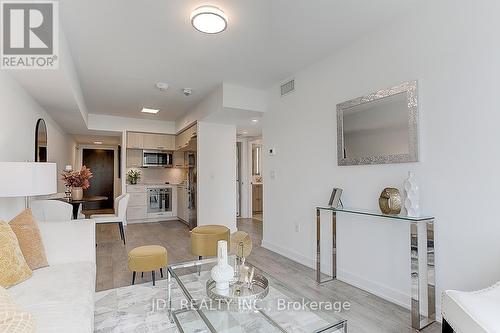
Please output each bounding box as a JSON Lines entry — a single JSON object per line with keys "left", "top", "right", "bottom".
{"left": 332, "top": 211, "right": 337, "bottom": 279}
{"left": 167, "top": 269, "right": 173, "bottom": 323}
{"left": 316, "top": 208, "right": 336, "bottom": 284}
{"left": 316, "top": 209, "right": 321, "bottom": 283}
{"left": 410, "top": 220, "right": 436, "bottom": 331}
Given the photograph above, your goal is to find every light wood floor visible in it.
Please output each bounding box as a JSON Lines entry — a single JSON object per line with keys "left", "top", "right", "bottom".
{"left": 96, "top": 219, "right": 441, "bottom": 333}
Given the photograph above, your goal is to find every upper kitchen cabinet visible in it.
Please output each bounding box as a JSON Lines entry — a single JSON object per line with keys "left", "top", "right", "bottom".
{"left": 175, "top": 124, "right": 197, "bottom": 151}
{"left": 126, "top": 149, "right": 143, "bottom": 167}
{"left": 127, "top": 132, "right": 176, "bottom": 151}
{"left": 127, "top": 132, "right": 144, "bottom": 149}
{"left": 143, "top": 133, "right": 175, "bottom": 150}
{"left": 160, "top": 135, "right": 175, "bottom": 150}
{"left": 173, "top": 151, "right": 185, "bottom": 168}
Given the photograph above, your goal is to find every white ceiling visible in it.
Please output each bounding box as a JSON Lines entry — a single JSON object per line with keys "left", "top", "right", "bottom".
{"left": 60, "top": 0, "right": 417, "bottom": 122}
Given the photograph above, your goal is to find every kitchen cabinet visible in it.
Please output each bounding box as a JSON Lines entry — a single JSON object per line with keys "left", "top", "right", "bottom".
{"left": 173, "top": 151, "right": 185, "bottom": 168}
{"left": 127, "top": 132, "right": 144, "bottom": 149}
{"left": 143, "top": 133, "right": 175, "bottom": 150}
{"left": 127, "top": 206, "right": 147, "bottom": 220}
{"left": 252, "top": 184, "right": 263, "bottom": 213}
{"left": 160, "top": 135, "right": 175, "bottom": 150}
{"left": 175, "top": 124, "right": 197, "bottom": 150}
{"left": 126, "top": 185, "right": 148, "bottom": 221}
{"left": 128, "top": 192, "right": 147, "bottom": 206}
{"left": 126, "top": 149, "right": 143, "bottom": 167}
{"left": 127, "top": 132, "right": 175, "bottom": 150}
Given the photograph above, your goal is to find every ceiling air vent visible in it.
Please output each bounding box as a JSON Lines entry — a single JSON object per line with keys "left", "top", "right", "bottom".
{"left": 280, "top": 79, "right": 295, "bottom": 97}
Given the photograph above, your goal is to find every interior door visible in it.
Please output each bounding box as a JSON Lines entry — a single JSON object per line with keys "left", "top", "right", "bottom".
{"left": 82, "top": 149, "right": 114, "bottom": 210}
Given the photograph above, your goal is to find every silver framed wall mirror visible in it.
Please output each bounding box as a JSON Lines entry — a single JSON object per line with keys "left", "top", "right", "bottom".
{"left": 35, "top": 118, "right": 48, "bottom": 162}
{"left": 336, "top": 80, "right": 419, "bottom": 166}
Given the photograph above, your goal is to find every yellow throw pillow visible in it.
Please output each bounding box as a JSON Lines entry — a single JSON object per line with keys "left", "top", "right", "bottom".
{"left": 9, "top": 209, "right": 48, "bottom": 270}
{"left": 0, "top": 221, "right": 32, "bottom": 288}
{"left": 0, "top": 286, "right": 36, "bottom": 333}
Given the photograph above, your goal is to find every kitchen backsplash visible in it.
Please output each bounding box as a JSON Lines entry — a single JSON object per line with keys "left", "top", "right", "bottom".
{"left": 127, "top": 167, "right": 186, "bottom": 184}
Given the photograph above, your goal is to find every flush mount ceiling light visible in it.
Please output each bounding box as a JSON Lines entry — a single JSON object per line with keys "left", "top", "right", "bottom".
{"left": 190, "top": 6, "right": 228, "bottom": 34}
{"left": 251, "top": 119, "right": 259, "bottom": 123}
{"left": 93, "top": 141, "right": 103, "bottom": 145}
{"left": 141, "top": 107, "right": 159, "bottom": 114}
{"left": 155, "top": 82, "right": 169, "bottom": 91}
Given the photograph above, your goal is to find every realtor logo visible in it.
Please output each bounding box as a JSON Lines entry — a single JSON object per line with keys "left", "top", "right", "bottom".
{"left": 1, "top": 1, "right": 58, "bottom": 69}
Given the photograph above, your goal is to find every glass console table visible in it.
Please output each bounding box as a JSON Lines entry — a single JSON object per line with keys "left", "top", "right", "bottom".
{"left": 316, "top": 206, "right": 435, "bottom": 331}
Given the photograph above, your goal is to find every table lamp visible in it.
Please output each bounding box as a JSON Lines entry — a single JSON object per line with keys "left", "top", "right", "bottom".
{"left": 0, "top": 162, "right": 57, "bottom": 207}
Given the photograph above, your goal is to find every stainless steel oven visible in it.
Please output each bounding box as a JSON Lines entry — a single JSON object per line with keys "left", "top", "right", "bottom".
{"left": 147, "top": 187, "right": 172, "bottom": 213}
{"left": 143, "top": 150, "right": 173, "bottom": 167}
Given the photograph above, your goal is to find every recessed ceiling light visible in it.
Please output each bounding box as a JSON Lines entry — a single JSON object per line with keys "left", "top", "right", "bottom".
{"left": 155, "top": 82, "right": 169, "bottom": 91}
{"left": 94, "top": 141, "right": 103, "bottom": 145}
{"left": 242, "top": 130, "right": 248, "bottom": 134}
{"left": 251, "top": 119, "right": 259, "bottom": 123}
{"left": 190, "top": 6, "right": 228, "bottom": 34}
{"left": 141, "top": 108, "right": 159, "bottom": 114}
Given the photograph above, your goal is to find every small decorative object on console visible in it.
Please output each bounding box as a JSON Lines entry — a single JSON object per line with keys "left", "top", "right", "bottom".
{"left": 404, "top": 171, "right": 420, "bottom": 217}
{"left": 328, "top": 188, "right": 343, "bottom": 208}
{"left": 61, "top": 166, "right": 93, "bottom": 201}
{"left": 210, "top": 240, "right": 234, "bottom": 293}
{"left": 379, "top": 188, "right": 402, "bottom": 215}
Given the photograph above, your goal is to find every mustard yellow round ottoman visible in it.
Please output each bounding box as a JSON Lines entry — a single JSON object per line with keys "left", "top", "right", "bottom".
{"left": 191, "top": 225, "right": 230, "bottom": 259}
{"left": 128, "top": 245, "right": 167, "bottom": 286}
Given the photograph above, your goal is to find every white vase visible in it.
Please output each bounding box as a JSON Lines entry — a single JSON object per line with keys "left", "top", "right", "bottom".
{"left": 211, "top": 240, "right": 234, "bottom": 293}
{"left": 404, "top": 172, "right": 420, "bottom": 217}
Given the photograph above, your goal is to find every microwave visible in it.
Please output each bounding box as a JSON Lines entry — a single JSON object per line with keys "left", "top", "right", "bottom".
{"left": 143, "top": 150, "right": 173, "bottom": 167}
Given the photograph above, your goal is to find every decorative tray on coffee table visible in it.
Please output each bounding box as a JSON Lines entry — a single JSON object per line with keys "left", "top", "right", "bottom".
{"left": 206, "top": 273, "right": 269, "bottom": 307}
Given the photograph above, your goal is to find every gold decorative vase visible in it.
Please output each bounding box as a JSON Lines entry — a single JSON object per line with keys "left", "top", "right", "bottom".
{"left": 379, "top": 188, "right": 401, "bottom": 215}
{"left": 71, "top": 187, "right": 83, "bottom": 201}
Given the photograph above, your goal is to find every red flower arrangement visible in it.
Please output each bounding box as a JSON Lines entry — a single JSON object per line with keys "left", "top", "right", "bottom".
{"left": 61, "top": 166, "right": 93, "bottom": 189}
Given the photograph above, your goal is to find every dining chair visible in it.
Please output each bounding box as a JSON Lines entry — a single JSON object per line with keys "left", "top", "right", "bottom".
{"left": 46, "top": 193, "right": 86, "bottom": 219}
{"left": 90, "top": 193, "right": 130, "bottom": 245}
{"left": 31, "top": 199, "right": 73, "bottom": 222}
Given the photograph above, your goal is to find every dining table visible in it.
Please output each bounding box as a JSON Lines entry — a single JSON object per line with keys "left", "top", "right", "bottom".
{"left": 53, "top": 196, "right": 108, "bottom": 219}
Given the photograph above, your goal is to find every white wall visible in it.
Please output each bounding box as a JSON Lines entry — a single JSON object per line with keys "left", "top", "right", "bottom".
{"left": 263, "top": 0, "right": 500, "bottom": 317}
{"left": 197, "top": 122, "right": 237, "bottom": 232}
{"left": 176, "top": 87, "right": 223, "bottom": 132}
{"left": 0, "top": 72, "right": 75, "bottom": 220}
{"left": 222, "top": 83, "right": 268, "bottom": 113}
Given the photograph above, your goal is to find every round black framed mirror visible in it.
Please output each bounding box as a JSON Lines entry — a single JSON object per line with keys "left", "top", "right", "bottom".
{"left": 35, "top": 119, "right": 48, "bottom": 162}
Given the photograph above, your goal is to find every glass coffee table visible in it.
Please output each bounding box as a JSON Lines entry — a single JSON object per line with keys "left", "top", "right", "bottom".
{"left": 167, "top": 256, "right": 347, "bottom": 333}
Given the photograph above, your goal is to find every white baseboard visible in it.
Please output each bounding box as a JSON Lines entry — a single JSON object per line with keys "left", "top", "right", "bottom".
{"left": 261, "top": 240, "right": 441, "bottom": 319}
{"left": 337, "top": 269, "right": 410, "bottom": 309}
{"left": 261, "top": 239, "right": 316, "bottom": 269}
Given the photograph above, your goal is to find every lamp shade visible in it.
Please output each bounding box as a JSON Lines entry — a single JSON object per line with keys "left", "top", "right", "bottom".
{"left": 0, "top": 162, "right": 57, "bottom": 197}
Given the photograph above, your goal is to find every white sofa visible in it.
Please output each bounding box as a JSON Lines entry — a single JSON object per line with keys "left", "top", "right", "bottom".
{"left": 442, "top": 281, "right": 500, "bottom": 333}
{"left": 8, "top": 220, "right": 96, "bottom": 333}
